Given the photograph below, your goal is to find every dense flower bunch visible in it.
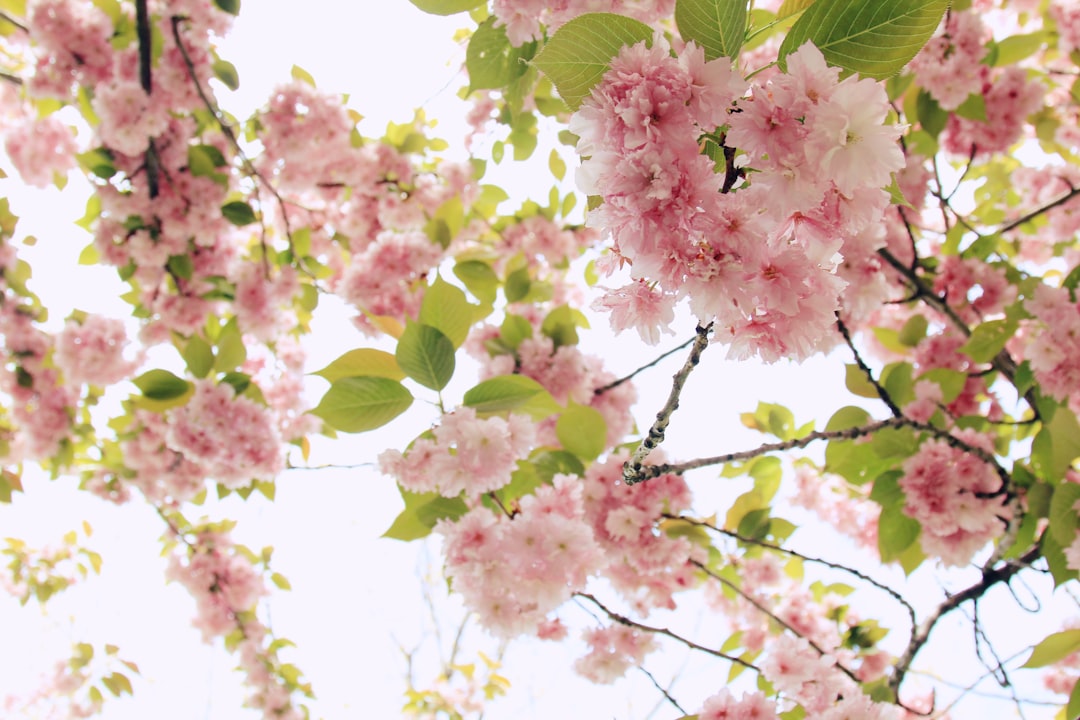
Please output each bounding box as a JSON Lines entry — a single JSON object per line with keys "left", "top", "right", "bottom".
{"left": 574, "top": 39, "right": 903, "bottom": 361}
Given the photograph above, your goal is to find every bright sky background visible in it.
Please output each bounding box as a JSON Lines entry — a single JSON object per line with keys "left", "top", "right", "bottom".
{"left": 0, "top": 2, "right": 1074, "bottom": 719}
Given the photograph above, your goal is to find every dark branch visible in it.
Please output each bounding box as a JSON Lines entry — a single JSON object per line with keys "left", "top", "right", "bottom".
{"left": 574, "top": 592, "right": 758, "bottom": 671}
{"left": 837, "top": 313, "right": 903, "bottom": 417}
{"left": 595, "top": 334, "right": 698, "bottom": 396}
{"left": 623, "top": 323, "right": 713, "bottom": 485}
{"left": 668, "top": 515, "right": 917, "bottom": 632}
{"left": 889, "top": 546, "right": 1042, "bottom": 695}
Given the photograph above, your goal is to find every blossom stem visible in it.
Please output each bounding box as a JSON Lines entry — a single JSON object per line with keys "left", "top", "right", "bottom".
{"left": 623, "top": 322, "right": 713, "bottom": 485}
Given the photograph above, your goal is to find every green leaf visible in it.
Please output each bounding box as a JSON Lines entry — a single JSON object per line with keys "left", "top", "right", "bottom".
{"left": 825, "top": 405, "right": 870, "bottom": 431}
{"left": 383, "top": 490, "right": 468, "bottom": 541}
{"left": 556, "top": 404, "right": 608, "bottom": 461}
{"left": 188, "top": 144, "right": 227, "bottom": 178}
{"left": 500, "top": 313, "right": 533, "bottom": 350}
{"left": 915, "top": 90, "right": 948, "bottom": 138}
{"left": 916, "top": 368, "right": 967, "bottom": 404}
{"left": 213, "top": 0, "right": 240, "bottom": 14}
{"left": 310, "top": 377, "right": 413, "bottom": 433}
{"left": 1021, "top": 629, "right": 1080, "bottom": 669}
{"left": 312, "top": 348, "right": 405, "bottom": 383}
{"left": 290, "top": 64, "right": 316, "bottom": 87}
{"left": 1069, "top": 677, "right": 1080, "bottom": 720}
{"left": 898, "top": 314, "right": 928, "bottom": 347}
{"left": 991, "top": 30, "right": 1048, "bottom": 67}
{"left": 407, "top": 0, "right": 485, "bottom": 15}
{"left": 541, "top": 304, "right": 588, "bottom": 347}
{"left": 453, "top": 260, "right": 499, "bottom": 304}
{"left": 133, "top": 369, "right": 190, "bottom": 400}
{"left": 1048, "top": 481, "right": 1080, "bottom": 548}
{"left": 213, "top": 318, "right": 246, "bottom": 373}
{"left": 778, "top": 0, "right": 950, "bottom": 80}
{"left": 183, "top": 335, "right": 214, "bottom": 378}
{"left": 270, "top": 572, "right": 291, "bottom": 591}
{"left": 419, "top": 276, "right": 473, "bottom": 348}
{"left": 954, "top": 92, "right": 987, "bottom": 122}
{"left": 505, "top": 266, "right": 531, "bottom": 303}
{"left": 467, "top": 17, "right": 537, "bottom": 91}
{"left": 958, "top": 318, "right": 1016, "bottom": 364}
{"left": 548, "top": 149, "right": 567, "bottom": 181}
{"left": 463, "top": 375, "right": 560, "bottom": 417}
{"left": 845, "top": 364, "right": 879, "bottom": 399}
{"left": 395, "top": 322, "right": 456, "bottom": 391}
{"left": 212, "top": 58, "right": 240, "bottom": 90}
{"left": 776, "top": 0, "right": 816, "bottom": 20}
{"left": 676, "top": 0, "right": 748, "bottom": 61}
{"left": 532, "top": 13, "right": 654, "bottom": 110}
{"left": 1033, "top": 408, "right": 1080, "bottom": 483}
{"left": 221, "top": 200, "right": 257, "bottom": 226}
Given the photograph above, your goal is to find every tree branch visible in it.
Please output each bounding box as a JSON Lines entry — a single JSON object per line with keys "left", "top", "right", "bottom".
{"left": 692, "top": 560, "right": 860, "bottom": 683}
{"left": 637, "top": 666, "right": 688, "bottom": 716}
{"left": 0, "top": 10, "right": 28, "bottom": 33}
{"left": 135, "top": 0, "right": 159, "bottom": 199}
{"left": 627, "top": 416, "right": 906, "bottom": 482}
{"left": 889, "top": 546, "right": 1042, "bottom": 695}
{"left": 837, "top": 313, "right": 902, "bottom": 417}
{"left": 594, "top": 334, "right": 698, "bottom": 396}
{"left": 623, "top": 323, "right": 713, "bottom": 485}
{"left": 998, "top": 183, "right": 1080, "bottom": 235}
{"left": 574, "top": 592, "right": 758, "bottom": 671}
{"left": 669, "top": 515, "right": 917, "bottom": 633}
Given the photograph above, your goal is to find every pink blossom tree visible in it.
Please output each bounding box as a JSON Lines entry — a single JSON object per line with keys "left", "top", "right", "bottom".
{"left": 2, "top": 0, "right": 1080, "bottom": 717}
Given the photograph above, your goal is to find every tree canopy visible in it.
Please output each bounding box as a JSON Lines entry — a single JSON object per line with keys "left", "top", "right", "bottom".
{"left": 2, "top": 0, "right": 1080, "bottom": 717}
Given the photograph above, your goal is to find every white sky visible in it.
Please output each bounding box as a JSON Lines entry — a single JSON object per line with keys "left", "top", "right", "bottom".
{"left": 0, "top": 2, "right": 1073, "bottom": 719}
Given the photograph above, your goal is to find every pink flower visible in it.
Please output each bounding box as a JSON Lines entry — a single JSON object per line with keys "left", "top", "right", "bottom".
{"left": 593, "top": 281, "right": 675, "bottom": 344}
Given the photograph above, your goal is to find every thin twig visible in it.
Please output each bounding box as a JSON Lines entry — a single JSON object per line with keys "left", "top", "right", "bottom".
{"left": 637, "top": 666, "right": 687, "bottom": 715}
{"left": 623, "top": 323, "right": 713, "bottom": 485}
{"left": 0, "top": 71, "right": 24, "bottom": 86}
{"left": 170, "top": 15, "right": 299, "bottom": 257}
{"left": 594, "top": 334, "right": 698, "bottom": 395}
{"left": 693, "top": 561, "right": 860, "bottom": 683}
{"left": 667, "top": 515, "right": 918, "bottom": 633}
{"left": 837, "top": 313, "right": 903, "bottom": 417}
{"left": 628, "top": 416, "right": 904, "bottom": 482}
{"left": 998, "top": 183, "right": 1080, "bottom": 235}
{"left": 0, "top": 10, "right": 28, "bottom": 33}
{"left": 574, "top": 592, "right": 758, "bottom": 671}
{"left": 889, "top": 546, "right": 1042, "bottom": 695}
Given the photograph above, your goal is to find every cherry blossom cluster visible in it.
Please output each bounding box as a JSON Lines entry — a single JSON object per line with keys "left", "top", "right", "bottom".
{"left": 436, "top": 474, "right": 606, "bottom": 638}
{"left": 469, "top": 322, "right": 637, "bottom": 450}
{"left": 492, "top": 0, "right": 675, "bottom": 46}
{"left": 379, "top": 407, "right": 536, "bottom": 498}
{"left": 761, "top": 634, "right": 900, "bottom": 719}
{"left": 572, "top": 623, "right": 658, "bottom": 684}
{"left": 581, "top": 452, "right": 700, "bottom": 614}
{"left": 0, "top": 251, "right": 77, "bottom": 461}
{"left": 696, "top": 688, "right": 779, "bottom": 720}
{"left": 1020, "top": 283, "right": 1080, "bottom": 414}
{"left": 898, "top": 431, "right": 1010, "bottom": 566}
{"left": 791, "top": 465, "right": 879, "bottom": 551}
{"left": 165, "top": 528, "right": 306, "bottom": 720}
{"left": 573, "top": 39, "right": 905, "bottom": 361}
